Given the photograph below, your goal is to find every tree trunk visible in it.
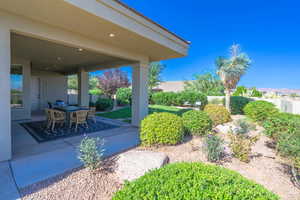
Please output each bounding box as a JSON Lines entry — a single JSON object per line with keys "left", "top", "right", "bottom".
{"left": 225, "top": 89, "right": 231, "bottom": 113}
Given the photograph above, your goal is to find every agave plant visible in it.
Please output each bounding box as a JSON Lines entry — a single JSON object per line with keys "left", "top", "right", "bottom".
{"left": 216, "top": 44, "right": 251, "bottom": 112}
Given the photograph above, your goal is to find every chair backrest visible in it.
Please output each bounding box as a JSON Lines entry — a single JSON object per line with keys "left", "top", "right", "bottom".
{"left": 75, "top": 110, "right": 88, "bottom": 123}
{"left": 89, "top": 107, "right": 96, "bottom": 116}
{"left": 45, "top": 108, "right": 52, "bottom": 120}
{"left": 48, "top": 102, "right": 53, "bottom": 109}
{"left": 52, "top": 109, "right": 65, "bottom": 120}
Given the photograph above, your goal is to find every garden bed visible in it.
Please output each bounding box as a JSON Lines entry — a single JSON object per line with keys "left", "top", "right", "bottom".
{"left": 21, "top": 116, "right": 299, "bottom": 200}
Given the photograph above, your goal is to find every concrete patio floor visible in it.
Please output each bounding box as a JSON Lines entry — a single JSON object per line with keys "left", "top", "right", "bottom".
{"left": 0, "top": 116, "right": 140, "bottom": 200}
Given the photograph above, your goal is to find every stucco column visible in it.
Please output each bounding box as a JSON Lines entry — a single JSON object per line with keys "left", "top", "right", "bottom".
{"left": 131, "top": 62, "right": 149, "bottom": 126}
{"left": 77, "top": 68, "right": 89, "bottom": 107}
{"left": 0, "top": 28, "right": 12, "bottom": 161}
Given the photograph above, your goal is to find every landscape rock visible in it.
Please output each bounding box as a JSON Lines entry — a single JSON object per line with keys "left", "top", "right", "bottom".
{"left": 116, "top": 150, "right": 169, "bottom": 182}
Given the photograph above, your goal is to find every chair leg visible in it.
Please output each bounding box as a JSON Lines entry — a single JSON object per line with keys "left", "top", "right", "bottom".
{"left": 93, "top": 117, "right": 96, "bottom": 123}
{"left": 75, "top": 123, "right": 78, "bottom": 132}
{"left": 52, "top": 121, "right": 55, "bottom": 132}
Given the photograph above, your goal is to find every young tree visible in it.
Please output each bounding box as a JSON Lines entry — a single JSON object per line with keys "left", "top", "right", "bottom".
{"left": 216, "top": 44, "right": 251, "bottom": 112}
{"left": 184, "top": 72, "right": 224, "bottom": 96}
{"left": 97, "top": 69, "right": 130, "bottom": 98}
{"left": 148, "top": 62, "right": 165, "bottom": 91}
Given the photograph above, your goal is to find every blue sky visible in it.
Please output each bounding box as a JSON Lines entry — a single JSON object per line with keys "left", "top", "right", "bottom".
{"left": 96, "top": 0, "right": 300, "bottom": 89}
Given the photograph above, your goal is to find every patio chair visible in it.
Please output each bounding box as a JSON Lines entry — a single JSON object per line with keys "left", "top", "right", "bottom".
{"left": 50, "top": 109, "right": 66, "bottom": 132}
{"left": 87, "top": 107, "right": 97, "bottom": 123}
{"left": 69, "top": 110, "right": 89, "bottom": 131}
{"left": 44, "top": 108, "right": 52, "bottom": 129}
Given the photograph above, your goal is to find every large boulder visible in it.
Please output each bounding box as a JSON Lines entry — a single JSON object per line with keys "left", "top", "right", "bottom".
{"left": 116, "top": 150, "right": 169, "bottom": 182}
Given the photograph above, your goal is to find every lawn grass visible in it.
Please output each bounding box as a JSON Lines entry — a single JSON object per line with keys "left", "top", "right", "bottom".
{"left": 97, "top": 105, "right": 191, "bottom": 119}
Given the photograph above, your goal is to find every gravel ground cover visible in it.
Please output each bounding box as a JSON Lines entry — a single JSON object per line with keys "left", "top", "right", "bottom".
{"left": 21, "top": 118, "right": 300, "bottom": 200}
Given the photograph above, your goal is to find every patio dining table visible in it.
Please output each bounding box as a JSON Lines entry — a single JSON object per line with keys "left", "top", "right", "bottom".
{"left": 54, "top": 106, "right": 89, "bottom": 127}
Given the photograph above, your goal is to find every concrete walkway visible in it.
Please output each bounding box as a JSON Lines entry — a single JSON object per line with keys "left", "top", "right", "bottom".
{"left": 0, "top": 117, "right": 139, "bottom": 200}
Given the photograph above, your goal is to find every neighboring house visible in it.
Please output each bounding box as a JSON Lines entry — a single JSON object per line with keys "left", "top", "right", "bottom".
{"left": 0, "top": 0, "right": 190, "bottom": 161}
{"left": 155, "top": 81, "right": 187, "bottom": 92}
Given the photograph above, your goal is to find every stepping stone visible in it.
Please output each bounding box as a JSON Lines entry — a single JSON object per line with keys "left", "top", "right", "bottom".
{"left": 116, "top": 150, "right": 169, "bottom": 182}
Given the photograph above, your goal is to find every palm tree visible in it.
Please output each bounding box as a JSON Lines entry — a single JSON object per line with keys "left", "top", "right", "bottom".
{"left": 216, "top": 44, "right": 251, "bottom": 112}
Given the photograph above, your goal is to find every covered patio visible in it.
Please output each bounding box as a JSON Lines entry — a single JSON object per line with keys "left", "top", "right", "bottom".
{"left": 0, "top": 0, "right": 189, "bottom": 164}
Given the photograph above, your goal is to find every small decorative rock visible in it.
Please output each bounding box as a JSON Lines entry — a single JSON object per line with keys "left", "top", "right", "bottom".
{"left": 215, "top": 124, "right": 233, "bottom": 134}
{"left": 116, "top": 150, "right": 169, "bottom": 182}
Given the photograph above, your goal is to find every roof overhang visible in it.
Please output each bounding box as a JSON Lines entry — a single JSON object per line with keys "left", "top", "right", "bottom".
{"left": 0, "top": 0, "right": 190, "bottom": 61}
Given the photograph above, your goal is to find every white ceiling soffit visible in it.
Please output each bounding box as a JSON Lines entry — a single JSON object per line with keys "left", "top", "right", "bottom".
{"left": 0, "top": 0, "right": 190, "bottom": 61}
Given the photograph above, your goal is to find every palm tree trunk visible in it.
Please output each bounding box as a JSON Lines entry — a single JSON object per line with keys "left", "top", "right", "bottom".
{"left": 225, "top": 89, "right": 231, "bottom": 113}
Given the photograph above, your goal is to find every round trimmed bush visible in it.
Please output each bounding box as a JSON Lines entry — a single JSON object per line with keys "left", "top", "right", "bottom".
{"left": 140, "top": 113, "right": 184, "bottom": 146}
{"left": 182, "top": 110, "right": 212, "bottom": 136}
{"left": 230, "top": 96, "right": 253, "bottom": 115}
{"left": 112, "top": 162, "right": 279, "bottom": 200}
{"left": 116, "top": 87, "right": 132, "bottom": 106}
{"left": 243, "top": 100, "right": 279, "bottom": 123}
{"left": 204, "top": 104, "right": 232, "bottom": 126}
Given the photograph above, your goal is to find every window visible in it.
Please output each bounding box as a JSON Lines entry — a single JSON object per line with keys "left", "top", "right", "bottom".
{"left": 11, "top": 65, "right": 23, "bottom": 108}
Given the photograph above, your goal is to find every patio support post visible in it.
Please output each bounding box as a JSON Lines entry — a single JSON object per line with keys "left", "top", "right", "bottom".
{"left": 77, "top": 68, "right": 89, "bottom": 107}
{"left": 0, "top": 27, "right": 12, "bottom": 161}
{"left": 131, "top": 61, "right": 149, "bottom": 126}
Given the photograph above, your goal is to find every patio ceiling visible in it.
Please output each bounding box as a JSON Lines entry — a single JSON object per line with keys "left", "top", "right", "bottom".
{"left": 11, "top": 33, "right": 134, "bottom": 74}
{"left": 0, "top": 0, "right": 189, "bottom": 61}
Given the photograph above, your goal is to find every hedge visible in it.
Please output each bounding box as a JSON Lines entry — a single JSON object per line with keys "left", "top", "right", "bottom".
{"left": 95, "top": 98, "right": 113, "bottom": 111}
{"left": 230, "top": 96, "right": 253, "bottom": 115}
{"left": 113, "top": 162, "right": 279, "bottom": 200}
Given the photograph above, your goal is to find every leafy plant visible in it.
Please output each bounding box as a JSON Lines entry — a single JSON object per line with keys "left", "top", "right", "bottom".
{"left": 250, "top": 87, "right": 263, "bottom": 97}
{"left": 95, "top": 98, "right": 113, "bottom": 111}
{"left": 116, "top": 87, "right": 132, "bottom": 106}
{"left": 216, "top": 44, "right": 251, "bottom": 112}
{"left": 230, "top": 96, "right": 253, "bottom": 115}
{"left": 140, "top": 113, "right": 184, "bottom": 146}
{"left": 204, "top": 104, "right": 232, "bottom": 126}
{"left": 243, "top": 100, "right": 279, "bottom": 123}
{"left": 184, "top": 72, "right": 224, "bottom": 96}
{"left": 232, "top": 86, "right": 248, "bottom": 96}
{"left": 277, "top": 127, "right": 300, "bottom": 160}
{"left": 233, "top": 119, "right": 256, "bottom": 135}
{"left": 182, "top": 110, "right": 212, "bottom": 136}
{"left": 204, "top": 134, "right": 224, "bottom": 162}
{"left": 148, "top": 62, "right": 165, "bottom": 91}
{"left": 112, "top": 162, "right": 279, "bottom": 200}
{"left": 151, "top": 92, "right": 177, "bottom": 106}
{"left": 263, "top": 112, "right": 300, "bottom": 140}
{"left": 78, "top": 137, "right": 105, "bottom": 170}
{"left": 97, "top": 69, "right": 130, "bottom": 98}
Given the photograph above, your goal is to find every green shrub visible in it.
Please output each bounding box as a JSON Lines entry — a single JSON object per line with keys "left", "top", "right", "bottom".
{"left": 151, "top": 92, "right": 177, "bottom": 106}
{"left": 204, "top": 104, "right": 232, "bottom": 126}
{"left": 78, "top": 137, "right": 105, "bottom": 170}
{"left": 112, "top": 162, "right": 279, "bottom": 200}
{"left": 243, "top": 100, "right": 279, "bottom": 123}
{"left": 204, "top": 135, "right": 224, "bottom": 162}
{"left": 176, "top": 91, "right": 208, "bottom": 109}
{"left": 233, "top": 119, "right": 256, "bottom": 135}
{"left": 116, "top": 88, "right": 132, "bottom": 106}
{"left": 140, "top": 113, "right": 184, "bottom": 146}
{"left": 230, "top": 96, "right": 253, "bottom": 115}
{"left": 95, "top": 98, "right": 113, "bottom": 111}
{"left": 182, "top": 110, "right": 212, "bottom": 136}
{"left": 263, "top": 113, "right": 300, "bottom": 140}
{"left": 277, "top": 127, "right": 300, "bottom": 160}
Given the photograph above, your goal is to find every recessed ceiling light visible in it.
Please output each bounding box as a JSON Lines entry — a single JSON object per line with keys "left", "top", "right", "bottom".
{"left": 78, "top": 48, "right": 83, "bottom": 52}
{"left": 57, "top": 57, "right": 62, "bottom": 61}
{"left": 109, "top": 33, "right": 115, "bottom": 37}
